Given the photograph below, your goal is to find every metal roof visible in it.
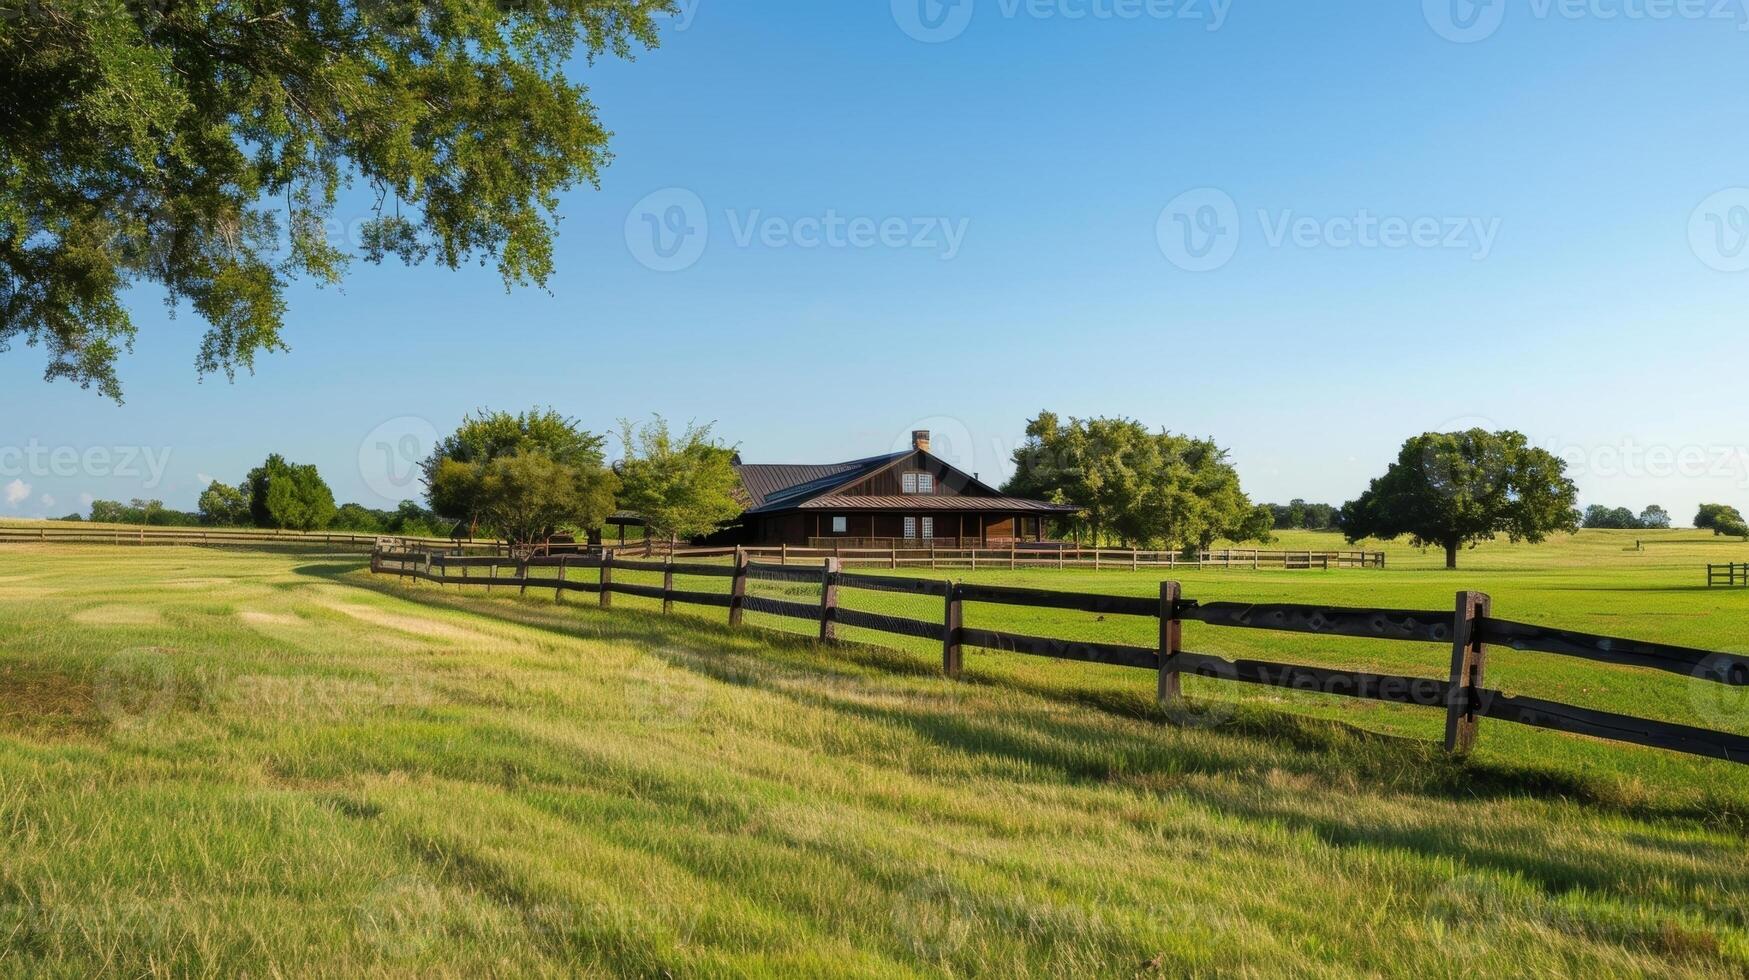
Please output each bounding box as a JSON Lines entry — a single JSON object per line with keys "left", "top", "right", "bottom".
{"left": 736, "top": 453, "right": 908, "bottom": 513}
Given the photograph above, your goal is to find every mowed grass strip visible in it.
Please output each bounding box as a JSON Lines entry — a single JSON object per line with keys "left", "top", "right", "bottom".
{"left": 0, "top": 542, "right": 1746, "bottom": 976}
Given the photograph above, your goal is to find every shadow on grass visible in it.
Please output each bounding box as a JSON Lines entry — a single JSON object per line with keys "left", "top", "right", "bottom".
{"left": 297, "top": 563, "right": 1749, "bottom": 834}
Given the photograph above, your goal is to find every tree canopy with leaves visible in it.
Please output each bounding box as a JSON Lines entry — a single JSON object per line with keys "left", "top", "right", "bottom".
{"left": 0, "top": 0, "right": 674, "bottom": 399}
{"left": 1338, "top": 430, "right": 1578, "bottom": 569}
{"left": 614, "top": 416, "right": 741, "bottom": 545}
{"left": 245, "top": 454, "right": 335, "bottom": 530}
{"left": 423, "top": 407, "right": 615, "bottom": 542}
{"left": 1004, "top": 412, "right": 1273, "bottom": 551}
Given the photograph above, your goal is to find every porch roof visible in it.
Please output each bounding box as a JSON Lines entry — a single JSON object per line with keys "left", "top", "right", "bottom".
{"left": 794, "top": 495, "right": 1076, "bottom": 513}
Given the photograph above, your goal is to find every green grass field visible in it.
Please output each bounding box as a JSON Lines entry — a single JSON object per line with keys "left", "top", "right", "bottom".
{"left": 2, "top": 531, "right": 1748, "bottom": 976}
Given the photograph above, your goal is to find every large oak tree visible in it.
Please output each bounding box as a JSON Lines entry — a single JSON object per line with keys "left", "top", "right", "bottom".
{"left": 0, "top": 0, "right": 673, "bottom": 399}
{"left": 1338, "top": 429, "right": 1578, "bottom": 569}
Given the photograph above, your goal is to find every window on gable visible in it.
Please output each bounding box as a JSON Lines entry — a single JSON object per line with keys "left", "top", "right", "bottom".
{"left": 901, "top": 472, "right": 934, "bottom": 495}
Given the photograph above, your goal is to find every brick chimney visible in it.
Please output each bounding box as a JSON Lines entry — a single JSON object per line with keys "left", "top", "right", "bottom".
{"left": 912, "top": 430, "right": 931, "bottom": 453}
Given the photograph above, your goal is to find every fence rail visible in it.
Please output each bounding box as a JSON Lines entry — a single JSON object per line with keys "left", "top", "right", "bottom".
{"left": 604, "top": 541, "right": 1385, "bottom": 571}
{"left": 1708, "top": 563, "right": 1749, "bottom": 588}
{"left": 371, "top": 547, "right": 1749, "bottom": 767}
{"left": 0, "top": 524, "right": 501, "bottom": 554}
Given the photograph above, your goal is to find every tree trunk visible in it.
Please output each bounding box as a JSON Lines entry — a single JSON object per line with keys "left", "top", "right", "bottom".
{"left": 1445, "top": 540, "right": 1459, "bottom": 570}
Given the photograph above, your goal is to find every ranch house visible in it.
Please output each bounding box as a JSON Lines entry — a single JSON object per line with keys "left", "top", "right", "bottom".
{"left": 728, "top": 431, "right": 1077, "bottom": 548}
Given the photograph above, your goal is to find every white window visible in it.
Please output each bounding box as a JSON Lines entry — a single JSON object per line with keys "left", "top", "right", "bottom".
{"left": 831, "top": 516, "right": 848, "bottom": 534}
{"left": 903, "top": 517, "right": 918, "bottom": 539}
{"left": 901, "top": 472, "right": 934, "bottom": 495}
{"left": 917, "top": 473, "right": 935, "bottom": 495}
{"left": 921, "top": 517, "right": 935, "bottom": 540}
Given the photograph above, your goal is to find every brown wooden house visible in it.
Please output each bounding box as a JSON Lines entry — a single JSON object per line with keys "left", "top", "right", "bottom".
{"left": 730, "top": 431, "right": 1077, "bottom": 547}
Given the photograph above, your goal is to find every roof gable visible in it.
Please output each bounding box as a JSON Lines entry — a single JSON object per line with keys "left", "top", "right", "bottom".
{"left": 737, "top": 448, "right": 1012, "bottom": 515}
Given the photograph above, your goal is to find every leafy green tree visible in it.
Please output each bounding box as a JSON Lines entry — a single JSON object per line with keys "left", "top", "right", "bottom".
{"left": 423, "top": 408, "right": 606, "bottom": 535}
{"left": 246, "top": 455, "right": 335, "bottom": 531}
{"left": 1309, "top": 503, "right": 1339, "bottom": 529}
{"left": 1004, "top": 412, "right": 1272, "bottom": 551}
{"left": 614, "top": 417, "right": 742, "bottom": 545}
{"left": 1697, "top": 504, "right": 1746, "bottom": 535}
{"left": 0, "top": 1, "right": 674, "bottom": 399}
{"left": 329, "top": 503, "right": 385, "bottom": 533}
{"left": 1286, "top": 499, "right": 1308, "bottom": 529}
{"left": 87, "top": 498, "right": 193, "bottom": 524}
{"left": 197, "top": 481, "right": 251, "bottom": 527}
{"left": 1639, "top": 505, "right": 1672, "bottom": 530}
{"left": 1719, "top": 516, "right": 1749, "bottom": 540}
{"left": 425, "top": 409, "right": 614, "bottom": 543}
{"left": 1338, "top": 430, "right": 1579, "bottom": 569}
{"left": 1582, "top": 505, "right": 1642, "bottom": 530}
{"left": 473, "top": 451, "right": 618, "bottom": 546}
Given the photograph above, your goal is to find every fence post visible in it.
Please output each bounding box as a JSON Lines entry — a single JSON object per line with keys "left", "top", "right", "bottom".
{"left": 555, "top": 557, "right": 568, "bottom": 603}
{"left": 600, "top": 551, "right": 613, "bottom": 609}
{"left": 519, "top": 557, "right": 530, "bottom": 597}
{"left": 663, "top": 558, "right": 675, "bottom": 614}
{"left": 729, "top": 548, "right": 749, "bottom": 626}
{"left": 1444, "top": 590, "right": 1491, "bottom": 756}
{"left": 781, "top": 542, "right": 789, "bottom": 566}
{"left": 1157, "top": 582, "right": 1184, "bottom": 703}
{"left": 819, "top": 557, "right": 840, "bottom": 642}
{"left": 942, "top": 582, "right": 964, "bottom": 680}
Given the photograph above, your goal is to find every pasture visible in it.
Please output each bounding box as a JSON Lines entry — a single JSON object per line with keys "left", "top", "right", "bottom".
{"left": 1, "top": 531, "right": 1747, "bottom": 976}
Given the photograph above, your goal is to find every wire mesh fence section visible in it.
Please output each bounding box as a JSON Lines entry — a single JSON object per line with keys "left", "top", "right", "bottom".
{"left": 832, "top": 572, "right": 946, "bottom": 657}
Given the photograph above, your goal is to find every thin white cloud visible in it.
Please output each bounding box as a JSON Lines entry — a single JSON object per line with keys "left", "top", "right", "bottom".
{"left": 4, "top": 479, "right": 31, "bottom": 507}
{"left": 197, "top": 473, "right": 213, "bottom": 485}
{"left": 39, "top": 494, "right": 56, "bottom": 508}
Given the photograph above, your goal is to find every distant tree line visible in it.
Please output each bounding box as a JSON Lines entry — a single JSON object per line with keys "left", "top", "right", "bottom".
{"left": 1579, "top": 505, "right": 1671, "bottom": 530}
{"left": 66, "top": 455, "right": 448, "bottom": 537}
{"left": 1264, "top": 499, "right": 1339, "bottom": 531}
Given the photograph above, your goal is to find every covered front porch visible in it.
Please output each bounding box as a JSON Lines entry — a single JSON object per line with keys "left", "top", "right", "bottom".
{"left": 799, "top": 511, "right": 1051, "bottom": 548}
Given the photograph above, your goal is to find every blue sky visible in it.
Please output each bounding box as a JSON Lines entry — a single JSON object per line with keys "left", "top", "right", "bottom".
{"left": 6, "top": 0, "right": 1749, "bottom": 521}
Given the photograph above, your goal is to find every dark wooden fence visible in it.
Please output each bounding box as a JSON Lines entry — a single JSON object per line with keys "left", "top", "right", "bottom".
{"left": 370, "top": 549, "right": 1749, "bottom": 766}
{"left": 605, "top": 541, "right": 1386, "bottom": 571}
{"left": 1708, "top": 563, "right": 1749, "bottom": 588}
